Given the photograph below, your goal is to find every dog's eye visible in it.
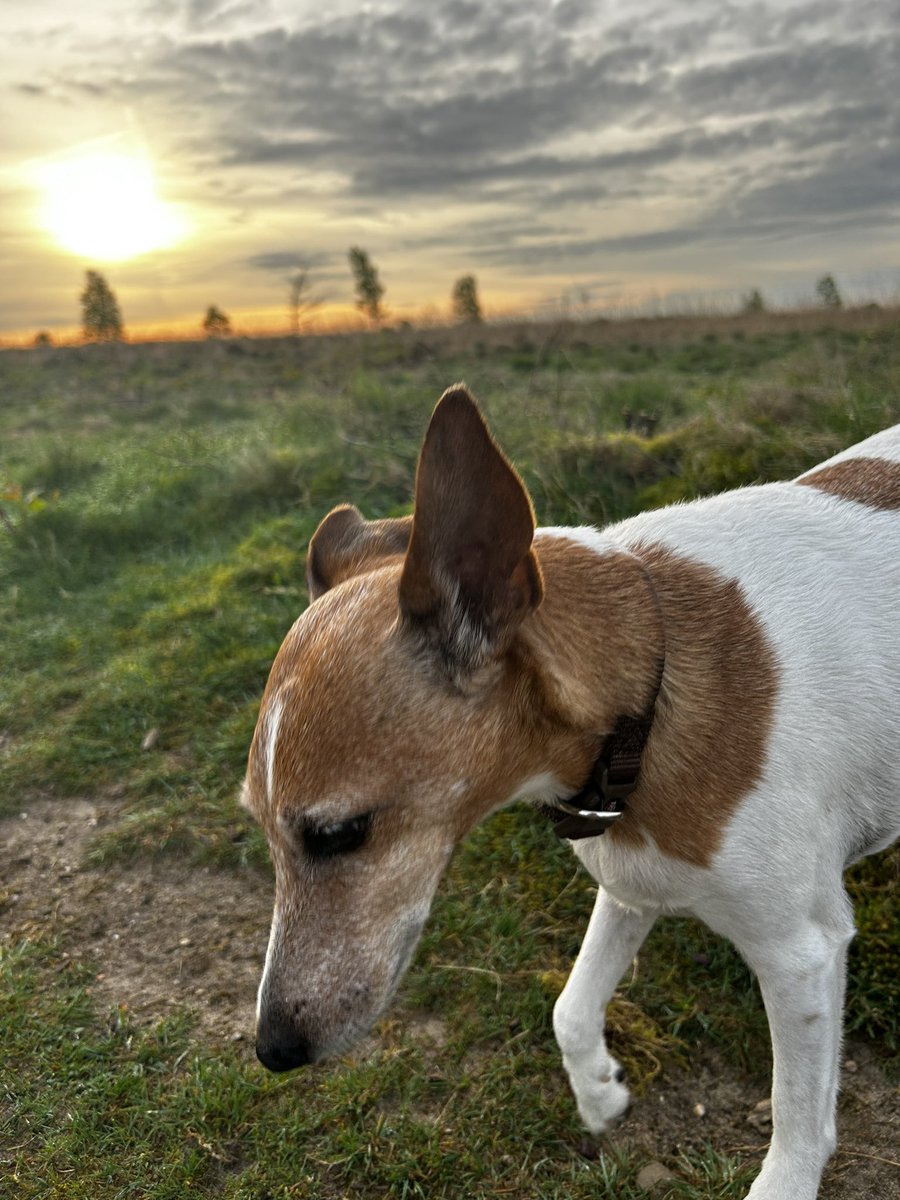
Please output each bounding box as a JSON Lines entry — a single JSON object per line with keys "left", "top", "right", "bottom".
{"left": 303, "top": 812, "right": 371, "bottom": 860}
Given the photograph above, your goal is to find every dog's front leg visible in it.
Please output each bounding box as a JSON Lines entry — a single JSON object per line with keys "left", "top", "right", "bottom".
{"left": 553, "top": 887, "right": 657, "bottom": 1133}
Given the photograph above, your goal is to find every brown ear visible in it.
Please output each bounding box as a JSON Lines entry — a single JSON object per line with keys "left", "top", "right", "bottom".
{"left": 399, "top": 384, "right": 543, "bottom": 672}
{"left": 307, "top": 505, "right": 412, "bottom": 600}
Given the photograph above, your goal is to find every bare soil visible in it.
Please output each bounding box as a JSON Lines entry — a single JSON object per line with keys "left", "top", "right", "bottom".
{"left": 2, "top": 796, "right": 897, "bottom": 1199}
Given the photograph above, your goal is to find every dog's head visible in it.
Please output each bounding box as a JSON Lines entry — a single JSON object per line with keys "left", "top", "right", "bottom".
{"left": 243, "top": 386, "right": 599, "bottom": 1069}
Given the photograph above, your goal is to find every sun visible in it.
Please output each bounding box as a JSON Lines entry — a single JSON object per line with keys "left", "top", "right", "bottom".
{"left": 38, "top": 150, "right": 187, "bottom": 261}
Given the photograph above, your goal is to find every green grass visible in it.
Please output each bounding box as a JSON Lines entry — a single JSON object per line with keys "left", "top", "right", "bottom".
{"left": 1, "top": 310, "right": 899, "bottom": 1195}
{"left": 1, "top": 937, "right": 758, "bottom": 1199}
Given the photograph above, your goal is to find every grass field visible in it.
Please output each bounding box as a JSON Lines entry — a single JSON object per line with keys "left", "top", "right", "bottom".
{"left": 1, "top": 308, "right": 898, "bottom": 1198}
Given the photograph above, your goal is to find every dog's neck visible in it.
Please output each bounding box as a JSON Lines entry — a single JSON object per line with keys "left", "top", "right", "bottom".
{"left": 521, "top": 534, "right": 664, "bottom": 739}
{"left": 519, "top": 534, "right": 779, "bottom": 867}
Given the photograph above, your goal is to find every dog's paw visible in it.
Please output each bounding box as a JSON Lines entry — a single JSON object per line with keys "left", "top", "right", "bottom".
{"left": 743, "top": 1154, "right": 825, "bottom": 1200}
{"left": 564, "top": 1054, "right": 631, "bottom": 1134}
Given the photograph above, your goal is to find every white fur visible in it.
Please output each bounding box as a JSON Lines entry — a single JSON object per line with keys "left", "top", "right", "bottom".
{"left": 263, "top": 694, "right": 284, "bottom": 805}
{"left": 257, "top": 903, "right": 281, "bottom": 1021}
{"left": 548, "top": 427, "right": 900, "bottom": 1200}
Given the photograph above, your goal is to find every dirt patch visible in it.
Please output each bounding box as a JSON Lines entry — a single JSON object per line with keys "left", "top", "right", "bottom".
{"left": 2, "top": 796, "right": 897, "bottom": 1198}
{"left": 1, "top": 795, "right": 271, "bottom": 1046}
{"left": 600, "top": 1041, "right": 899, "bottom": 1200}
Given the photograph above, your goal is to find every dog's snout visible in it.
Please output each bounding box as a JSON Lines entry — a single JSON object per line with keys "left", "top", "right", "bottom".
{"left": 255, "top": 1029, "right": 315, "bottom": 1073}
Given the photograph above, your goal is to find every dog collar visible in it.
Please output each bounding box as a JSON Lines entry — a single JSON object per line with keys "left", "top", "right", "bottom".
{"left": 541, "top": 556, "right": 665, "bottom": 841}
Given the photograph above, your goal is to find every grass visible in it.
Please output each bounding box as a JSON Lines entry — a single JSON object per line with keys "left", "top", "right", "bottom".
{"left": 1, "top": 308, "right": 899, "bottom": 1196}
{"left": 1, "top": 937, "right": 758, "bottom": 1199}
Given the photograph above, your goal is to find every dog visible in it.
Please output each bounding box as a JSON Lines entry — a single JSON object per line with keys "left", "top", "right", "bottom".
{"left": 242, "top": 385, "right": 900, "bottom": 1200}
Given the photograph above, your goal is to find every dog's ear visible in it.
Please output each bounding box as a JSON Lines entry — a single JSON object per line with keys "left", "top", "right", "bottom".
{"left": 399, "top": 384, "right": 543, "bottom": 673}
{"left": 307, "top": 505, "right": 412, "bottom": 601}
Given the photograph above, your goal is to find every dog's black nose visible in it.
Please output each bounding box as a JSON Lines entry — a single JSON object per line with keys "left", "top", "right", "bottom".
{"left": 255, "top": 1034, "right": 314, "bottom": 1073}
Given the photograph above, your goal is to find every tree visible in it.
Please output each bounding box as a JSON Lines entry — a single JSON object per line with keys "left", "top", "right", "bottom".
{"left": 348, "top": 246, "right": 385, "bottom": 323}
{"left": 742, "top": 288, "right": 765, "bottom": 314}
{"left": 80, "top": 270, "right": 123, "bottom": 342}
{"left": 34, "top": 330, "right": 53, "bottom": 346}
{"left": 202, "top": 305, "right": 231, "bottom": 337}
{"left": 288, "top": 267, "right": 323, "bottom": 335}
{"left": 815, "top": 274, "right": 843, "bottom": 309}
{"left": 452, "top": 274, "right": 483, "bottom": 323}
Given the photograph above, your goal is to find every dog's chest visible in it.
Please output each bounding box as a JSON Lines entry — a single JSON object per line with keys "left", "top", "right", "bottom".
{"left": 572, "top": 833, "right": 712, "bottom": 915}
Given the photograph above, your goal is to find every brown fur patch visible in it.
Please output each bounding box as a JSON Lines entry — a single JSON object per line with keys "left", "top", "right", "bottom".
{"left": 605, "top": 544, "right": 780, "bottom": 866}
{"left": 522, "top": 537, "right": 665, "bottom": 736}
{"left": 796, "top": 456, "right": 900, "bottom": 510}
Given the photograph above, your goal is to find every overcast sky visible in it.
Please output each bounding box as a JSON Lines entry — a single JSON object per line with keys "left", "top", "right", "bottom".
{"left": 2, "top": 0, "right": 898, "bottom": 336}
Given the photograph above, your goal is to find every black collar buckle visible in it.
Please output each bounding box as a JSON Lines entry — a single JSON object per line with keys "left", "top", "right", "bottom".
{"left": 542, "top": 688, "right": 661, "bottom": 841}
{"left": 543, "top": 764, "right": 633, "bottom": 841}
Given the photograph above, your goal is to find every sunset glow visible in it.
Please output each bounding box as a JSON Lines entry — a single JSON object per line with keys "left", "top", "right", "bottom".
{"left": 38, "top": 151, "right": 187, "bottom": 262}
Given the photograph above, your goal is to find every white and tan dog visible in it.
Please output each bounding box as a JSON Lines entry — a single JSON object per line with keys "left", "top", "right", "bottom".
{"left": 243, "top": 386, "right": 900, "bottom": 1200}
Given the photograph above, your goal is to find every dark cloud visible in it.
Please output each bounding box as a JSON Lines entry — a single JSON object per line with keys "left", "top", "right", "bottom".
{"left": 92, "top": 0, "right": 894, "bottom": 243}
{"left": 465, "top": 144, "right": 900, "bottom": 275}
{"left": 676, "top": 41, "right": 883, "bottom": 118}
{"left": 95, "top": 3, "right": 664, "bottom": 182}
{"left": 245, "top": 249, "right": 332, "bottom": 272}
{"left": 737, "top": 147, "right": 900, "bottom": 222}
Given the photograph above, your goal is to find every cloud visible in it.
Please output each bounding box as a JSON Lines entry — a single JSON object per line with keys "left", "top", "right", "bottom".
{"left": 244, "top": 249, "right": 332, "bottom": 272}
{"left": 104, "top": 0, "right": 895, "bottom": 244}
{"left": 174, "top": 16, "right": 659, "bottom": 179}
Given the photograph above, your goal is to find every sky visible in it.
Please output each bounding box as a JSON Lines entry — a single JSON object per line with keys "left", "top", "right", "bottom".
{"left": 2, "top": 0, "right": 898, "bottom": 339}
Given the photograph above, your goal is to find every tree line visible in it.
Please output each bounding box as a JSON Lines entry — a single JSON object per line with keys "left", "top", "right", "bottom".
{"left": 741, "top": 274, "right": 843, "bottom": 315}
{"left": 71, "top": 248, "right": 484, "bottom": 343}
{"left": 62, "top": 258, "right": 846, "bottom": 344}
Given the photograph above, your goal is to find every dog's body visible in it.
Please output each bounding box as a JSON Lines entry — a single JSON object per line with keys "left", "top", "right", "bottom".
{"left": 243, "top": 388, "right": 900, "bottom": 1200}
